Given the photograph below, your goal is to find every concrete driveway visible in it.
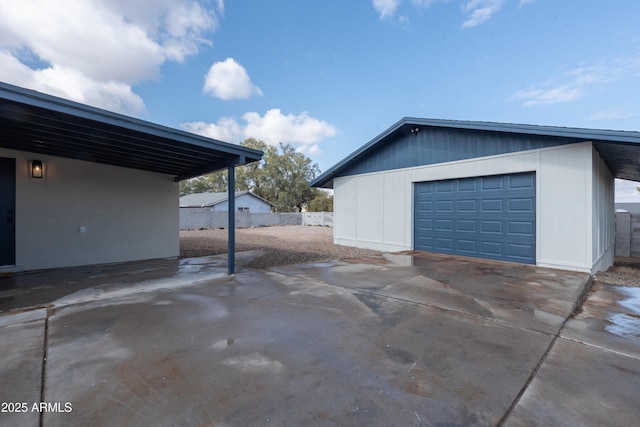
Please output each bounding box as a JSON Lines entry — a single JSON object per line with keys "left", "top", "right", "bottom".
{"left": 1, "top": 251, "right": 639, "bottom": 426}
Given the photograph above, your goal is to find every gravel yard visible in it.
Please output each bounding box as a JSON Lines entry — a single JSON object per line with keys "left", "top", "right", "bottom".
{"left": 180, "top": 225, "right": 381, "bottom": 269}
{"left": 181, "top": 225, "right": 640, "bottom": 283}
{"left": 595, "top": 256, "right": 640, "bottom": 287}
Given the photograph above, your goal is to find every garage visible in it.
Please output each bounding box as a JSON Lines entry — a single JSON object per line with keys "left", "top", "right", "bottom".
{"left": 310, "top": 117, "right": 640, "bottom": 274}
{"left": 414, "top": 172, "right": 536, "bottom": 264}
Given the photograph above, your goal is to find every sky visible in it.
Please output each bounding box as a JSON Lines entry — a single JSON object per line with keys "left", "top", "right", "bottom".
{"left": 1, "top": 0, "right": 640, "bottom": 200}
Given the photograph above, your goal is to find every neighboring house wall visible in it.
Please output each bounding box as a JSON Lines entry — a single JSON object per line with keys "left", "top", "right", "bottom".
{"left": 616, "top": 211, "right": 632, "bottom": 257}
{"left": 334, "top": 141, "right": 614, "bottom": 274}
{"left": 615, "top": 211, "right": 640, "bottom": 257}
{"left": 615, "top": 203, "right": 640, "bottom": 214}
{"left": 4, "top": 148, "right": 179, "bottom": 271}
{"left": 210, "top": 193, "right": 272, "bottom": 213}
{"left": 180, "top": 210, "right": 302, "bottom": 229}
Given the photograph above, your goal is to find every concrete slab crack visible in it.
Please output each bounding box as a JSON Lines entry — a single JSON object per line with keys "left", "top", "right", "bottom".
{"left": 497, "top": 276, "right": 595, "bottom": 426}
{"left": 39, "top": 307, "right": 52, "bottom": 427}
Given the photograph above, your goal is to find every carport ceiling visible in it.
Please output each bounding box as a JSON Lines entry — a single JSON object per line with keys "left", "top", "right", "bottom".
{"left": 0, "top": 82, "right": 262, "bottom": 181}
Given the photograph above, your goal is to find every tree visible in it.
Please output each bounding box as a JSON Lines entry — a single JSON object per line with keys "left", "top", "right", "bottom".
{"left": 179, "top": 138, "right": 322, "bottom": 212}
{"left": 308, "top": 190, "right": 333, "bottom": 212}
{"left": 179, "top": 171, "right": 229, "bottom": 195}
{"left": 259, "top": 142, "right": 320, "bottom": 212}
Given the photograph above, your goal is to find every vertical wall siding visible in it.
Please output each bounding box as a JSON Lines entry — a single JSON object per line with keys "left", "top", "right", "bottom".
{"left": 591, "top": 146, "right": 615, "bottom": 272}
{"left": 340, "top": 127, "right": 579, "bottom": 178}
{"left": 536, "top": 144, "right": 590, "bottom": 270}
{"left": 334, "top": 141, "right": 610, "bottom": 273}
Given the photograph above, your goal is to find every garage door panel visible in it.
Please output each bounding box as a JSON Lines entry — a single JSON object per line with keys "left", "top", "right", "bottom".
{"left": 436, "top": 219, "right": 454, "bottom": 231}
{"left": 457, "top": 179, "right": 477, "bottom": 191}
{"left": 417, "top": 201, "right": 434, "bottom": 212}
{"left": 509, "top": 198, "right": 534, "bottom": 211}
{"left": 457, "top": 220, "right": 476, "bottom": 232}
{"left": 457, "top": 199, "right": 477, "bottom": 211}
{"left": 456, "top": 240, "right": 477, "bottom": 253}
{"left": 481, "top": 199, "right": 503, "bottom": 212}
{"left": 436, "top": 200, "right": 454, "bottom": 212}
{"left": 437, "top": 181, "right": 454, "bottom": 192}
{"left": 481, "top": 176, "right": 504, "bottom": 190}
{"left": 481, "top": 220, "right": 503, "bottom": 234}
{"left": 435, "top": 238, "right": 454, "bottom": 250}
{"left": 508, "top": 221, "right": 534, "bottom": 236}
{"left": 508, "top": 243, "right": 535, "bottom": 260}
{"left": 414, "top": 172, "right": 536, "bottom": 264}
{"left": 480, "top": 241, "right": 503, "bottom": 256}
{"left": 416, "top": 218, "right": 433, "bottom": 230}
{"left": 509, "top": 173, "right": 535, "bottom": 189}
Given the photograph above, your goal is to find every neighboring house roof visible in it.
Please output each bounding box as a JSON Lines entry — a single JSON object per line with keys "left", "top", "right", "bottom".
{"left": 180, "top": 191, "right": 274, "bottom": 208}
{"left": 310, "top": 117, "right": 640, "bottom": 188}
{"left": 615, "top": 203, "right": 640, "bottom": 214}
{"left": 0, "top": 82, "right": 263, "bottom": 181}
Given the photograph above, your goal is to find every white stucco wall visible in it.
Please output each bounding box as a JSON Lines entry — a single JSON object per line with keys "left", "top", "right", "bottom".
{"left": 211, "top": 193, "right": 272, "bottom": 213}
{"left": 333, "top": 141, "right": 615, "bottom": 273}
{"left": 2, "top": 148, "right": 179, "bottom": 271}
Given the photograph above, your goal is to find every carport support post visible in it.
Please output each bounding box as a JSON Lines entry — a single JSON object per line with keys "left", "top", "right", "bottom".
{"left": 228, "top": 164, "right": 236, "bottom": 275}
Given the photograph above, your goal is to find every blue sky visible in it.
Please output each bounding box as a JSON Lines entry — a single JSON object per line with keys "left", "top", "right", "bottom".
{"left": 1, "top": 0, "right": 640, "bottom": 200}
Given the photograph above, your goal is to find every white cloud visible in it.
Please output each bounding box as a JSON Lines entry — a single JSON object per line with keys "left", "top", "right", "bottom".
{"left": 373, "top": 0, "right": 402, "bottom": 18}
{"left": 204, "top": 58, "right": 263, "bottom": 100}
{"left": 181, "top": 109, "right": 337, "bottom": 152}
{"left": 462, "top": 0, "right": 505, "bottom": 28}
{"left": 513, "top": 85, "right": 583, "bottom": 107}
{"left": 589, "top": 107, "right": 638, "bottom": 121}
{"left": 513, "top": 53, "right": 640, "bottom": 107}
{"left": 0, "top": 0, "right": 221, "bottom": 114}
{"left": 0, "top": 51, "right": 146, "bottom": 113}
{"left": 615, "top": 179, "right": 640, "bottom": 203}
{"left": 374, "top": 0, "right": 526, "bottom": 26}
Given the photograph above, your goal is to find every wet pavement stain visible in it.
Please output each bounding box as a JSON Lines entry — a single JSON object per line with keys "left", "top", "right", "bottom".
{"left": 604, "top": 286, "right": 640, "bottom": 338}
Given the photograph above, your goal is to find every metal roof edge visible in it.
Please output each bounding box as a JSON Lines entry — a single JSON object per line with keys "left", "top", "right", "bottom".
{"left": 310, "top": 117, "right": 640, "bottom": 188}
{"left": 0, "top": 81, "right": 263, "bottom": 161}
{"left": 179, "top": 190, "right": 276, "bottom": 208}
{"left": 404, "top": 117, "right": 640, "bottom": 143}
{"left": 310, "top": 117, "right": 409, "bottom": 187}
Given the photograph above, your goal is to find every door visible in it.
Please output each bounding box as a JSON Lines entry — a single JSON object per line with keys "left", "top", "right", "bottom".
{"left": 414, "top": 172, "right": 536, "bottom": 264}
{"left": 0, "top": 157, "right": 16, "bottom": 265}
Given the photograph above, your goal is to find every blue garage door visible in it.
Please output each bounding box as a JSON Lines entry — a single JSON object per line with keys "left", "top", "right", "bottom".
{"left": 414, "top": 172, "right": 536, "bottom": 264}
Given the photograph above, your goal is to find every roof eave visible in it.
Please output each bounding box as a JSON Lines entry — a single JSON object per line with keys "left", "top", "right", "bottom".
{"left": 310, "top": 117, "right": 640, "bottom": 188}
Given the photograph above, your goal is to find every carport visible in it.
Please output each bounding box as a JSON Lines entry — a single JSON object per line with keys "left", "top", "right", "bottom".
{"left": 0, "top": 82, "right": 262, "bottom": 274}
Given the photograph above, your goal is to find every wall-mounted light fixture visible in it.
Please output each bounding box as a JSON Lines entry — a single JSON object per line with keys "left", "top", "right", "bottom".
{"left": 410, "top": 127, "right": 420, "bottom": 134}
{"left": 31, "top": 160, "right": 43, "bottom": 178}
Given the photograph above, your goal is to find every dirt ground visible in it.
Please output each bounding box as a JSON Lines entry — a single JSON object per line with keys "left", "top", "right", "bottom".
{"left": 181, "top": 225, "right": 640, "bottom": 283}
{"left": 180, "top": 225, "right": 381, "bottom": 269}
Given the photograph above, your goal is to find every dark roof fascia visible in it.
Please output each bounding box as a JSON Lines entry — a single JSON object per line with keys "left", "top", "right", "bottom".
{"left": 0, "top": 82, "right": 263, "bottom": 178}
{"left": 310, "top": 117, "right": 640, "bottom": 188}
{"left": 174, "top": 155, "right": 249, "bottom": 182}
{"left": 405, "top": 118, "right": 640, "bottom": 144}
{"left": 310, "top": 117, "right": 407, "bottom": 188}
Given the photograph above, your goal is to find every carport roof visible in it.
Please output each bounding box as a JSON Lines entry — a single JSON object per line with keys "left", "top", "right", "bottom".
{"left": 0, "top": 82, "right": 263, "bottom": 181}
{"left": 311, "top": 117, "right": 640, "bottom": 188}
